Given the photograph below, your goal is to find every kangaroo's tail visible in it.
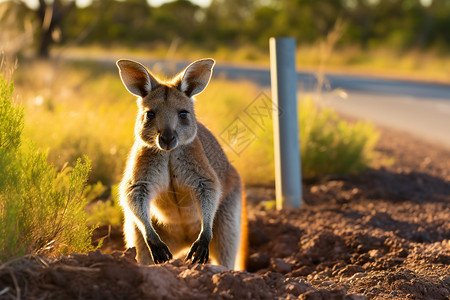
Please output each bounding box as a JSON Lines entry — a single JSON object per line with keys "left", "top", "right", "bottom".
{"left": 235, "top": 188, "right": 248, "bottom": 270}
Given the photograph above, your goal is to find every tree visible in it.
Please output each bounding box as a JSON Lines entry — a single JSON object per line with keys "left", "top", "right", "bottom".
{"left": 36, "top": 0, "right": 75, "bottom": 58}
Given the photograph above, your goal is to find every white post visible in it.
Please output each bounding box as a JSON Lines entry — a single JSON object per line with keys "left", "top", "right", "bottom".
{"left": 270, "top": 37, "right": 302, "bottom": 210}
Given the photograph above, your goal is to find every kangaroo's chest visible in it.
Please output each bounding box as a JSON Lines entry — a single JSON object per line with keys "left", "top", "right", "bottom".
{"left": 151, "top": 186, "right": 199, "bottom": 224}
{"left": 149, "top": 159, "right": 201, "bottom": 226}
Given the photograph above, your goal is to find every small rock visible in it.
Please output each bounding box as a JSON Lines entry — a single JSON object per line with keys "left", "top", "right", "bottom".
{"left": 319, "top": 280, "right": 334, "bottom": 287}
{"left": 272, "top": 242, "right": 295, "bottom": 257}
{"left": 338, "top": 265, "right": 365, "bottom": 277}
{"left": 88, "top": 250, "right": 112, "bottom": 262}
{"left": 440, "top": 275, "right": 450, "bottom": 285}
{"left": 310, "top": 186, "right": 319, "bottom": 193}
{"left": 368, "top": 249, "right": 381, "bottom": 258}
{"left": 284, "top": 282, "right": 308, "bottom": 296}
{"left": 112, "top": 248, "right": 138, "bottom": 264}
{"left": 397, "top": 248, "right": 408, "bottom": 258}
{"left": 178, "top": 268, "right": 202, "bottom": 287}
{"left": 271, "top": 258, "right": 292, "bottom": 274}
{"left": 299, "top": 290, "right": 321, "bottom": 300}
{"left": 247, "top": 252, "right": 270, "bottom": 272}
{"left": 207, "top": 264, "right": 227, "bottom": 274}
{"left": 291, "top": 265, "right": 314, "bottom": 277}
{"left": 348, "top": 272, "right": 367, "bottom": 283}
{"left": 313, "top": 273, "right": 326, "bottom": 281}
{"left": 332, "top": 262, "right": 347, "bottom": 271}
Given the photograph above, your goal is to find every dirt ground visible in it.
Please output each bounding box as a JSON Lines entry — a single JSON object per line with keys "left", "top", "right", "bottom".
{"left": 1, "top": 125, "right": 449, "bottom": 300}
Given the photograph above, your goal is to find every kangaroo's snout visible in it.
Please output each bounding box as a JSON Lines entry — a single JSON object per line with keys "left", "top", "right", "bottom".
{"left": 157, "top": 130, "right": 178, "bottom": 151}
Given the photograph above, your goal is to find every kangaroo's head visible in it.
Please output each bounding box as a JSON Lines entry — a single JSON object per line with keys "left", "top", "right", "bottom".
{"left": 117, "top": 58, "right": 214, "bottom": 151}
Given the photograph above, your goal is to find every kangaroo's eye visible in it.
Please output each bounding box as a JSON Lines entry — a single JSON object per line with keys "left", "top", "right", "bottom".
{"left": 179, "top": 111, "right": 189, "bottom": 119}
{"left": 147, "top": 111, "right": 156, "bottom": 120}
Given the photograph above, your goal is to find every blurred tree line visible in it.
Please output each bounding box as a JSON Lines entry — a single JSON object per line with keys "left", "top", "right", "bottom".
{"left": 3, "top": 0, "right": 450, "bottom": 57}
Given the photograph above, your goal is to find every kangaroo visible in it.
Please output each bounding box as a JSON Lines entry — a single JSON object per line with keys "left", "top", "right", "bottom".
{"left": 116, "top": 58, "right": 246, "bottom": 270}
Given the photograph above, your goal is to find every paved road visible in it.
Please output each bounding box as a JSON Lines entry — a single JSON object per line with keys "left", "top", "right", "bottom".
{"left": 68, "top": 54, "right": 450, "bottom": 149}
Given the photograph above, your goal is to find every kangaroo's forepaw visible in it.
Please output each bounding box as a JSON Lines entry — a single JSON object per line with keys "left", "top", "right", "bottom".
{"left": 149, "top": 241, "right": 172, "bottom": 264}
{"left": 186, "top": 238, "right": 209, "bottom": 264}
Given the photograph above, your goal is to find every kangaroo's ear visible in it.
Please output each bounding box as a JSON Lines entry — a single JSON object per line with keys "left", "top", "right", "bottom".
{"left": 116, "top": 59, "right": 159, "bottom": 97}
{"left": 178, "top": 59, "right": 215, "bottom": 97}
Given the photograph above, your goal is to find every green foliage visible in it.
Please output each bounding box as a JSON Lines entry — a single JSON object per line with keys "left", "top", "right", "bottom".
{"left": 86, "top": 199, "right": 123, "bottom": 227}
{"left": 10, "top": 0, "right": 450, "bottom": 54}
{"left": 299, "top": 98, "right": 379, "bottom": 179}
{"left": 0, "top": 76, "right": 95, "bottom": 261}
{"left": 85, "top": 182, "right": 123, "bottom": 227}
{"left": 57, "top": 0, "right": 450, "bottom": 52}
{"left": 84, "top": 181, "right": 109, "bottom": 203}
{"left": 0, "top": 78, "right": 23, "bottom": 260}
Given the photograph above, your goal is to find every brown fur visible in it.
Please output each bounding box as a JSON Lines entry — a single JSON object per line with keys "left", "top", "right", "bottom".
{"left": 117, "top": 58, "right": 246, "bottom": 269}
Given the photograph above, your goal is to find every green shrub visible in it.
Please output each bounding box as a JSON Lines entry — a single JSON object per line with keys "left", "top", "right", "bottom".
{"left": 86, "top": 182, "right": 123, "bottom": 227}
{"left": 299, "top": 98, "right": 379, "bottom": 179}
{"left": 86, "top": 199, "right": 123, "bottom": 227}
{"left": 0, "top": 76, "right": 95, "bottom": 261}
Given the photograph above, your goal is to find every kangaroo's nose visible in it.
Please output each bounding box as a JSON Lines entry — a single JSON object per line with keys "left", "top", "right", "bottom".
{"left": 160, "top": 133, "right": 175, "bottom": 145}
{"left": 157, "top": 129, "right": 178, "bottom": 151}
